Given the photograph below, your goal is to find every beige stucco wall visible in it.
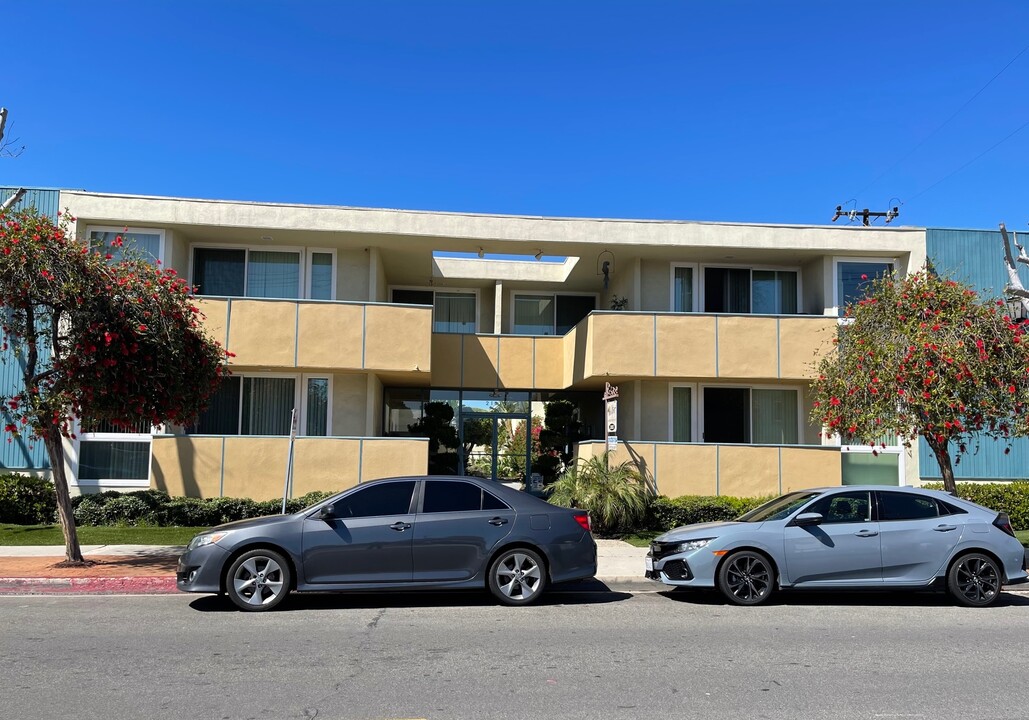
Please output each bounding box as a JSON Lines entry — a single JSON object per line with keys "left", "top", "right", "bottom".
{"left": 332, "top": 374, "right": 370, "bottom": 436}
{"left": 655, "top": 315, "right": 717, "bottom": 378}
{"left": 779, "top": 317, "right": 836, "bottom": 379}
{"left": 150, "top": 436, "right": 429, "bottom": 499}
{"left": 640, "top": 259, "right": 669, "bottom": 312}
{"left": 296, "top": 303, "right": 365, "bottom": 369}
{"left": 338, "top": 248, "right": 371, "bottom": 302}
{"left": 717, "top": 316, "right": 779, "bottom": 379}
{"left": 590, "top": 314, "right": 654, "bottom": 377}
{"left": 227, "top": 300, "right": 297, "bottom": 368}
{"left": 576, "top": 441, "right": 843, "bottom": 498}
{"left": 364, "top": 304, "right": 432, "bottom": 372}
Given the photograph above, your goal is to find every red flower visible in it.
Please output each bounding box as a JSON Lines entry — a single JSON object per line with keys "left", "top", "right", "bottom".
{"left": 861, "top": 274, "right": 868, "bottom": 280}
{"left": 1009, "top": 385, "right": 1017, "bottom": 393}
{"left": 830, "top": 397, "right": 841, "bottom": 406}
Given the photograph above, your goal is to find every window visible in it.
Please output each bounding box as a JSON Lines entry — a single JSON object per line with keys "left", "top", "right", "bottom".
{"left": 88, "top": 227, "right": 163, "bottom": 266}
{"left": 703, "top": 267, "right": 798, "bottom": 314}
{"left": 513, "top": 294, "right": 596, "bottom": 335}
{"left": 308, "top": 251, "right": 334, "bottom": 300}
{"left": 334, "top": 481, "right": 416, "bottom": 518}
{"left": 702, "top": 387, "right": 799, "bottom": 444}
{"left": 672, "top": 265, "right": 695, "bottom": 312}
{"left": 76, "top": 417, "right": 154, "bottom": 485}
{"left": 670, "top": 386, "right": 693, "bottom": 442}
{"left": 878, "top": 491, "right": 941, "bottom": 521}
{"left": 192, "top": 247, "right": 305, "bottom": 299}
{"left": 191, "top": 374, "right": 330, "bottom": 436}
{"left": 483, "top": 491, "right": 509, "bottom": 510}
{"left": 422, "top": 480, "right": 484, "bottom": 513}
{"left": 392, "top": 288, "right": 477, "bottom": 333}
{"left": 835, "top": 260, "right": 894, "bottom": 315}
{"left": 806, "top": 491, "right": 873, "bottom": 524}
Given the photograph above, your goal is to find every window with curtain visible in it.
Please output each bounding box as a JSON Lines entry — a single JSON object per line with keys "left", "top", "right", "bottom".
{"left": 706, "top": 268, "right": 798, "bottom": 314}
{"left": 702, "top": 387, "right": 799, "bottom": 444}
{"left": 242, "top": 377, "right": 296, "bottom": 435}
{"left": 751, "top": 389, "right": 798, "bottom": 444}
{"left": 837, "top": 261, "right": 893, "bottom": 315}
{"left": 193, "top": 248, "right": 246, "bottom": 297}
{"left": 673, "top": 266, "right": 694, "bottom": 312}
{"left": 514, "top": 295, "right": 556, "bottom": 335}
{"left": 309, "top": 253, "right": 334, "bottom": 300}
{"left": 305, "top": 378, "right": 329, "bottom": 436}
{"left": 78, "top": 441, "right": 151, "bottom": 481}
{"left": 89, "top": 229, "right": 162, "bottom": 266}
{"left": 672, "top": 386, "right": 692, "bottom": 442}
{"left": 247, "top": 251, "right": 300, "bottom": 299}
{"left": 434, "top": 293, "right": 476, "bottom": 333}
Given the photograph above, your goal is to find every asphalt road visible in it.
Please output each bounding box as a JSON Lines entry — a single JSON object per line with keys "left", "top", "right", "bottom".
{"left": 2, "top": 586, "right": 1028, "bottom": 720}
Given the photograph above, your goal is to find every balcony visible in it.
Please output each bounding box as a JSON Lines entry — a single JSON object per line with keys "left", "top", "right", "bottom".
{"left": 578, "top": 441, "right": 842, "bottom": 497}
{"left": 150, "top": 435, "right": 429, "bottom": 500}
{"left": 198, "top": 298, "right": 432, "bottom": 376}
{"left": 430, "top": 312, "right": 838, "bottom": 389}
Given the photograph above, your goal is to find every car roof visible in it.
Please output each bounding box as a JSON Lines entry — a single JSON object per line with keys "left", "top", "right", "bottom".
{"left": 351, "top": 475, "right": 565, "bottom": 512}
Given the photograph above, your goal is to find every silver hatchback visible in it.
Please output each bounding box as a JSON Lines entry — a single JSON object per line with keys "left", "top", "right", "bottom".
{"left": 645, "top": 486, "right": 1028, "bottom": 606}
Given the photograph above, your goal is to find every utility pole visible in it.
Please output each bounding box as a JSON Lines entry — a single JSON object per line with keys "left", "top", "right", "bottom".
{"left": 832, "top": 206, "right": 900, "bottom": 226}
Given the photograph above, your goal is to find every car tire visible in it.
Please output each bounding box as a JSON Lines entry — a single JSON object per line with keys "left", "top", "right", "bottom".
{"left": 488, "top": 548, "right": 547, "bottom": 606}
{"left": 717, "top": 550, "right": 775, "bottom": 606}
{"left": 225, "top": 548, "right": 292, "bottom": 612}
{"left": 947, "top": 552, "right": 1002, "bottom": 608}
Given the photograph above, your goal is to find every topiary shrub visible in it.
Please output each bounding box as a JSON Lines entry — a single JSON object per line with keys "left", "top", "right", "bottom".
{"left": 0, "top": 473, "right": 57, "bottom": 524}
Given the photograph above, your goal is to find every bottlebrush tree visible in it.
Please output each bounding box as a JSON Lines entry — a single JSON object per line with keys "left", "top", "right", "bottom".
{"left": 0, "top": 208, "right": 231, "bottom": 563}
{"left": 811, "top": 267, "right": 1029, "bottom": 494}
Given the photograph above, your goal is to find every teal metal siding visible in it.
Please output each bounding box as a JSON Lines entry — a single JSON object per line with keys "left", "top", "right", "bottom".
{"left": 1, "top": 188, "right": 59, "bottom": 468}
{"left": 921, "top": 228, "right": 1029, "bottom": 481}
{"left": 0, "top": 187, "right": 61, "bottom": 220}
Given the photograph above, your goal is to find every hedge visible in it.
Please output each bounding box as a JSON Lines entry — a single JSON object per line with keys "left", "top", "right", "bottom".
{"left": 0, "top": 474, "right": 334, "bottom": 526}
{"left": 922, "top": 482, "right": 1029, "bottom": 530}
{"left": 646, "top": 494, "right": 771, "bottom": 532}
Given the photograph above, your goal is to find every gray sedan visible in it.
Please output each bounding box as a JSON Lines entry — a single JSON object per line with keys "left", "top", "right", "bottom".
{"left": 645, "top": 486, "right": 1027, "bottom": 606}
{"left": 178, "top": 475, "right": 597, "bottom": 611}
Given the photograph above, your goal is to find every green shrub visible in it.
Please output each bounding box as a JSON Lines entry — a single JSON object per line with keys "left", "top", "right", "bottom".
{"left": 0, "top": 473, "right": 57, "bottom": 524}
{"left": 922, "top": 481, "right": 1029, "bottom": 530}
{"left": 647, "top": 494, "right": 771, "bottom": 531}
{"left": 547, "top": 453, "right": 652, "bottom": 534}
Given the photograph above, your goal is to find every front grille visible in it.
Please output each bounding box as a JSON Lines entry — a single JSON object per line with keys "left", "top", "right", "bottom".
{"left": 662, "top": 560, "right": 692, "bottom": 581}
{"left": 650, "top": 542, "right": 682, "bottom": 561}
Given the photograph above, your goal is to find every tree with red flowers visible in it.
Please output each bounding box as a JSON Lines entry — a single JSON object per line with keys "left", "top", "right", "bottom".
{"left": 0, "top": 208, "right": 230, "bottom": 563}
{"left": 811, "top": 267, "right": 1029, "bottom": 494}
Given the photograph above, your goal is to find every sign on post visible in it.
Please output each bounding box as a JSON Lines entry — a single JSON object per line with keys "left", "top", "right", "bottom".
{"left": 603, "top": 383, "right": 619, "bottom": 465}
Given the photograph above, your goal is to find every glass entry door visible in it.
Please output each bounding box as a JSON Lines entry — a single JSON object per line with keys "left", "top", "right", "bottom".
{"left": 460, "top": 413, "right": 531, "bottom": 484}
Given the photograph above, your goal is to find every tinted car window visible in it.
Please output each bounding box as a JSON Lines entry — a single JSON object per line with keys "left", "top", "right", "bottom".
{"left": 482, "top": 490, "right": 510, "bottom": 511}
{"left": 738, "top": 491, "right": 821, "bottom": 522}
{"left": 423, "top": 481, "right": 483, "bottom": 513}
{"left": 334, "top": 481, "right": 415, "bottom": 518}
{"left": 805, "top": 491, "right": 872, "bottom": 524}
{"left": 879, "top": 492, "right": 940, "bottom": 521}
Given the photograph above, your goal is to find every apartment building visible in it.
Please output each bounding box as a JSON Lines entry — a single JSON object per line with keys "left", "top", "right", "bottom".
{"left": 4, "top": 189, "right": 929, "bottom": 498}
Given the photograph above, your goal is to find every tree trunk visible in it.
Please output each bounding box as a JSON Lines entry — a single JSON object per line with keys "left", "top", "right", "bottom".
{"left": 925, "top": 434, "right": 957, "bottom": 495}
{"left": 42, "top": 424, "right": 84, "bottom": 564}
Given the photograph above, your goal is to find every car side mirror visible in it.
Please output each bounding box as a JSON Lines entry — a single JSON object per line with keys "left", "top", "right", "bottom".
{"left": 316, "top": 503, "right": 338, "bottom": 521}
{"left": 793, "top": 512, "right": 823, "bottom": 527}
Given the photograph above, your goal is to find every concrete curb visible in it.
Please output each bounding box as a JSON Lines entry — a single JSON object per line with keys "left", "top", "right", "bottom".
{"left": 0, "top": 576, "right": 178, "bottom": 595}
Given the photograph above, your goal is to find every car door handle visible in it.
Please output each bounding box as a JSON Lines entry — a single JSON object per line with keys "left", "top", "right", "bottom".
{"left": 488, "top": 517, "right": 509, "bottom": 526}
{"left": 389, "top": 522, "right": 412, "bottom": 532}
{"left": 933, "top": 525, "right": 958, "bottom": 532}
{"left": 854, "top": 530, "right": 879, "bottom": 537}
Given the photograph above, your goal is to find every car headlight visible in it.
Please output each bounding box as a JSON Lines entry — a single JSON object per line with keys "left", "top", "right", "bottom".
{"left": 186, "top": 530, "right": 234, "bottom": 552}
{"left": 675, "top": 538, "right": 714, "bottom": 553}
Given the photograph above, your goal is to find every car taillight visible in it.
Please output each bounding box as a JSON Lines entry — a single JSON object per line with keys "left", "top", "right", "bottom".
{"left": 573, "top": 513, "right": 591, "bottom": 532}
{"left": 994, "top": 513, "right": 1016, "bottom": 538}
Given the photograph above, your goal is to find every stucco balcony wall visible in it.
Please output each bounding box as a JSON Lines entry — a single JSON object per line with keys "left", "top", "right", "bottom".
{"left": 197, "top": 298, "right": 432, "bottom": 375}
{"left": 150, "top": 435, "right": 429, "bottom": 500}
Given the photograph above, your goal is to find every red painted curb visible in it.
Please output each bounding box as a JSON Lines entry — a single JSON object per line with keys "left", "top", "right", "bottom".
{"left": 0, "top": 576, "right": 178, "bottom": 595}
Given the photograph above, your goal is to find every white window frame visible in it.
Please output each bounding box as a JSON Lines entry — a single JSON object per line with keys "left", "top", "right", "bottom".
{"left": 305, "top": 248, "right": 337, "bottom": 301}
{"left": 831, "top": 256, "right": 897, "bottom": 317}
{"left": 508, "top": 290, "right": 600, "bottom": 336}
{"left": 669, "top": 263, "right": 699, "bottom": 313}
{"left": 389, "top": 285, "right": 481, "bottom": 334}
{"left": 697, "top": 383, "right": 803, "bottom": 445}
{"left": 668, "top": 382, "right": 699, "bottom": 442}
{"left": 189, "top": 243, "right": 307, "bottom": 299}
{"left": 697, "top": 263, "right": 803, "bottom": 315}
{"left": 69, "top": 419, "right": 161, "bottom": 489}
{"left": 86, "top": 225, "right": 167, "bottom": 265}
{"left": 300, "top": 374, "right": 333, "bottom": 436}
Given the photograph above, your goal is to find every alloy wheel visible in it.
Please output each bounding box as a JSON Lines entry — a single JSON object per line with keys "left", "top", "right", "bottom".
{"left": 232, "top": 555, "right": 286, "bottom": 608}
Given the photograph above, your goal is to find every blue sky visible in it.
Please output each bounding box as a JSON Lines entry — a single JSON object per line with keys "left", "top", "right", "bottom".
{"left": 3, "top": 1, "right": 1029, "bottom": 229}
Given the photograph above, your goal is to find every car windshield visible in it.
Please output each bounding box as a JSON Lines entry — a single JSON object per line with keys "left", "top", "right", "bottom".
{"left": 736, "top": 491, "right": 821, "bottom": 523}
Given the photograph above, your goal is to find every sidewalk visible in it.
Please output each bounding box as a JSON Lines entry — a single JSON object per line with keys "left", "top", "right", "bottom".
{"left": 0, "top": 539, "right": 651, "bottom": 596}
